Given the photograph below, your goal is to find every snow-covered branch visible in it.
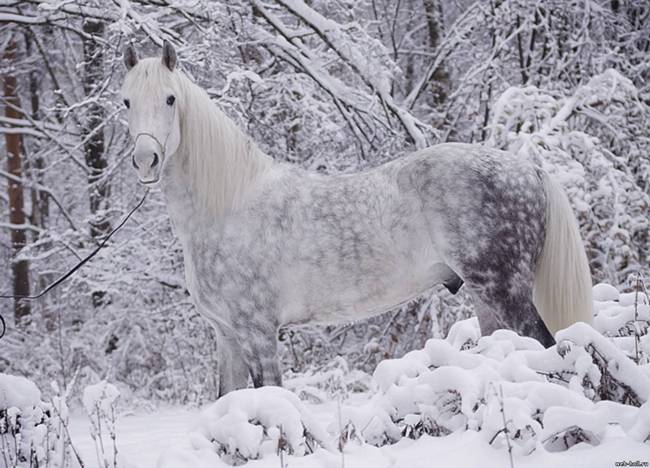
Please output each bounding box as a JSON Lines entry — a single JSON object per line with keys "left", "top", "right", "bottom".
{"left": 272, "top": 0, "right": 430, "bottom": 148}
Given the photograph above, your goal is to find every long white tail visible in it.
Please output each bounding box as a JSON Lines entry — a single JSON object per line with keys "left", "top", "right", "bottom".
{"left": 533, "top": 172, "right": 593, "bottom": 333}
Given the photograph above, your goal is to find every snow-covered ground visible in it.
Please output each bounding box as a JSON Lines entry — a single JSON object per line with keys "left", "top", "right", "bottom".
{"left": 67, "top": 408, "right": 199, "bottom": 468}
{"left": 3, "top": 283, "right": 650, "bottom": 468}
{"left": 64, "top": 404, "right": 648, "bottom": 468}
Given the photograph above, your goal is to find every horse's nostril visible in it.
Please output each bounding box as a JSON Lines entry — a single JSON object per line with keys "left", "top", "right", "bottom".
{"left": 152, "top": 152, "right": 159, "bottom": 167}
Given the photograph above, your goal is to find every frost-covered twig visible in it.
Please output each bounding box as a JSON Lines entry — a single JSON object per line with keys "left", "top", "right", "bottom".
{"left": 48, "top": 394, "right": 86, "bottom": 468}
{"left": 632, "top": 273, "right": 649, "bottom": 364}
{"left": 488, "top": 383, "right": 515, "bottom": 468}
{"left": 251, "top": 0, "right": 386, "bottom": 157}
{"left": 336, "top": 400, "right": 346, "bottom": 468}
{"left": 83, "top": 381, "right": 121, "bottom": 468}
{"left": 274, "top": 0, "right": 430, "bottom": 148}
{"left": 276, "top": 424, "right": 288, "bottom": 468}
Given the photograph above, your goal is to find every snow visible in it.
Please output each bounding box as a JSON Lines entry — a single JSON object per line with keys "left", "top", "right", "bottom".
{"left": 593, "top": 282, "right": 620, "bottom": 302}
{"left": 556, "top": 322, "right": 650, "bottom": 402}
{"left": 0, "top": 373, "right": 41, "bottom": 409}
{"left": 0, "top": 12, "right": 48, "bottom": 24}
{"left": 190, "top": 386, "right": 332, "bottom": 463}
{"left": 0, "top": 373, "right": 71, "bottom": 466}
{"left": 64, "top": 408, "right": 650, "bottom": 468}
{"left": 83, "top": 380, "right": 121, "bottom": 415}
{"left": 627, "top": 401, "right": 650, "bottom": 443}
{"left": 67, "top": 408, "right": 200, "bottom": 468}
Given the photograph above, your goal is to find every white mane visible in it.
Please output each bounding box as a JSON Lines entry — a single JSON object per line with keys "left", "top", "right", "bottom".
{"left": 125, "top": 59, "right": 274, "bottom": 215}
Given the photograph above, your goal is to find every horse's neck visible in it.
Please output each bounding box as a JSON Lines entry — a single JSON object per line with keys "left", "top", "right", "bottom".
{"left": 161, "top": 145, "right": 274, "bottom": 239}
{"left": 161, "top": 156, "right": 198, "bottom": 242}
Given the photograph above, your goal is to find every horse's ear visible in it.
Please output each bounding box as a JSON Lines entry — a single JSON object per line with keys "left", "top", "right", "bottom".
{"left": 162, "top": 40, "right": 177, "bottom": 71}
{"left": 123, "top": 44, "right": 138, "bottom": 70}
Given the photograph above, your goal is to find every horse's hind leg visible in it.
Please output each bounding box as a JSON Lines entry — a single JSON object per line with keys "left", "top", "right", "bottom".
{"left": 467, "top": 279, "right": 554, "bottom": 348}
{"left": 232, "top": 315, "right": 282, "bottom": 388}
{"left": 453, "top": 236, "right": 554, "bottom": 347}
{"left": 239, "top": 331, "right": 282, "bottom": 388}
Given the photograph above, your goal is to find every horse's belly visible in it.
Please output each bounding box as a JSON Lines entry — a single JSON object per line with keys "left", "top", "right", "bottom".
{"left": 279, "top": 258, "right": 449, "bottom": 325}
{"left": 326, "top": 273, "right": 435, "bottom": 322}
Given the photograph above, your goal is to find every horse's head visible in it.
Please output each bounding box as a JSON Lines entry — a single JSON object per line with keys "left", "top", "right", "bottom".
{"left": 121, "top": 41, "right": 182, "bottom": 185}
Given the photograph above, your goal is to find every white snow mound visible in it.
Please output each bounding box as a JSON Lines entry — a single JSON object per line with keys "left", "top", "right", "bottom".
{"left": 189, "top": 386, "right": 332, "bottom": 464}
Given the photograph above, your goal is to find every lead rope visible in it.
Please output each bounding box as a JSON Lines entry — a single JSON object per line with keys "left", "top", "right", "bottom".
{"left": 0, "top": 188, "right": 149, "bottom": 339}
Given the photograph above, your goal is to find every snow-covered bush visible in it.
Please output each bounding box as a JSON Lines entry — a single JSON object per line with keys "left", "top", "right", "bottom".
{"left": 490, "top": 70, "right": 650, "bottom": 284}
{"left": 0, "top": 374, "right": 74, "bottom": 467}
{"left": 0, "top": 375, "right": 129, "bottom": 468}
{"left": 331, "top": 283, "right": 650, "bottom": 454}
{"left": 83, "top": 380, "right": 121, "bottom": 467}
{"left": 592, "top": 280, "right": 650, "bottom": 365}
{"left": 284, "top": 356, "right": 373, "bottom": 403}
{"left": 189, "top": 386, "right": 332, "bottom": 465}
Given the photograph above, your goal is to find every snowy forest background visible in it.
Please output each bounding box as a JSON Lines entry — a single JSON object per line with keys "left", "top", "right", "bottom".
{"left": 1, "top": 0, "right": 649, "bottom": 410}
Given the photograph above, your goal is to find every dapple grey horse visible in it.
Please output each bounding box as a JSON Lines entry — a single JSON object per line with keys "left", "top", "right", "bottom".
{"left": 120, "top": 42, "right": 592, "bottom": 396}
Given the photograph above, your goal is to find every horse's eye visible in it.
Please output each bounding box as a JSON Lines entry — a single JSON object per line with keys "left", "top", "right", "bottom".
{"left": 166, "top": 95, "right": 175, "bottom": 106}
{"left": 124, "top": 99, "right": 130, "bottom": 109}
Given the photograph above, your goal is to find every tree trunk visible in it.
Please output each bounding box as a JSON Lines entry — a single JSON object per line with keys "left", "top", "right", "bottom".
{"left": 82, "top": 19, "right": 110, "bottom": 307}
{"left": 82, "top": 19, "right": 110, "bottom": 239}
{"left": 3, "top": 36, "right": 31, "bottom": 324}
{"left": 24, "top": 31, "right": 49, "bottom": 231}
{"left": 422, "top": 0, "right": 449, "bottom": 106}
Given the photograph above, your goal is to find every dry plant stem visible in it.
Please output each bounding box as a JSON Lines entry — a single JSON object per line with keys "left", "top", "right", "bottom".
{"left": 97, "top": 406, "right": 107, "bottom": 463}
{"left": 1, "top": 432, "right": 11, "bottom": 468}
{"left": 337, "top": 399, "right": 346, "bottom": 468}
{"left": 493, "top": 384, "right": 516, "bottom": 468}
{"left": 634, "top": 273, "right": 641, "bottom": 363}
{"left": 49, "top": 397, "right": 86, "bottom": 468}
{"left": 45, "top": 424, "right": 50, "bottom": 468}
{"left": 635, "top": 272, "right": 650, "bottom": 363}
{"left": 277, "top": 424, "right": 286, "bottom": 468}
{"left": 90, "top": 409, "right": 103, "bottom": 468}
{"left": 111, "top": 405, "right": 118, "bottom": 468}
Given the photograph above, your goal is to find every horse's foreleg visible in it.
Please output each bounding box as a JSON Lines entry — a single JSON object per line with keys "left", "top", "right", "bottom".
{"left": 214, "top": 327, "right": 250, "bottom": 397}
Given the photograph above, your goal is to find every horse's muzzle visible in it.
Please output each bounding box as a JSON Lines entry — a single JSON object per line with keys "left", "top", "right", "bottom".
{"left": 132, "top": 146, "right": 162, "bottom": 184}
